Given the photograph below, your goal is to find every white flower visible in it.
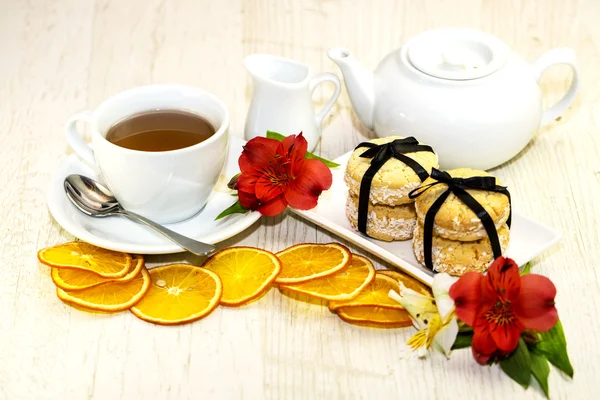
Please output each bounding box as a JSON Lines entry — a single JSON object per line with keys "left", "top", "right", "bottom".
{"left": 389, "top": 273, "right": 459, "bottom": 358}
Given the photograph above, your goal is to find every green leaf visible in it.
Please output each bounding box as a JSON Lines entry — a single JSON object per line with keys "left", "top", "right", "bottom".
{"left": 215, "top": 200, "right": 249, "bottom": 220}
{"left": 451, "top": 333, "right": 473, "bottom": 350}
{"left": 305, "top": 152, "right": 340, "bottom": 168}
{"left": 458, "top": 321, "right": 473, "bottom": 333}
{"left": 266, "top": 130, "right": 340, "bottom": 168}
{"left": 500, "top": 338, "right": 532, "bottom": 389}
{"left": 266, "top": 130, "right": 287, "bottom": 141}
{"left": 530, "top": 351, "right": 550, "bottom": 398}
{"left": 520, "top": 262, "right": 531, "bottom": 275}
{"left": 533, "top": 320, "right": 574, "bottom": 378}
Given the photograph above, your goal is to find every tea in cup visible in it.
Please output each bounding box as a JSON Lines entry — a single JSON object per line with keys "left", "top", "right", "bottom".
{"left": 66, "top": 84, "right": 230, "bottom": 224}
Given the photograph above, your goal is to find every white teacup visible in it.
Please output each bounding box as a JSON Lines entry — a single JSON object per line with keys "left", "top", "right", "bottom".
{"left": 66, "top": 84, "right": 230, "bottom": 224}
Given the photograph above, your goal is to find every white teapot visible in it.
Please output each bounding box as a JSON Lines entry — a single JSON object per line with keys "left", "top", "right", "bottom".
{"left": 328, "top": 28, "right": 579, "bottom": 170}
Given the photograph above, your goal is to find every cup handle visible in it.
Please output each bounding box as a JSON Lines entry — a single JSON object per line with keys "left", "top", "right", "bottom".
{"left": 531, "top": 48, "right": 580, "bottom": 128}
{"left": 309, "top": 72, "right": 341, "bottom": 126}
{"left": 66, "top": 110, "right": 96, "bottom": 165}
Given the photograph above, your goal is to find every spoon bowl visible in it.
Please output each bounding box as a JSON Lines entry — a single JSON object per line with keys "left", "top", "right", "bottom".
{"left": 64, "top": 176, "right": 119, "bottom": 216}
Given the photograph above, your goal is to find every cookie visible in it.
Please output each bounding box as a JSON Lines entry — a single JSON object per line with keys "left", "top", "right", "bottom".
{"left": 344, "top": 136, "right": 438, "bottom": 206}
{"left": 346, "top": 195, "right": 416, "bottom": 241}
{"left": 412, "top": 223, "right": 510, "bottom": 276}
{"left": 414, "top": 168, "right": 510, "bottom": 241}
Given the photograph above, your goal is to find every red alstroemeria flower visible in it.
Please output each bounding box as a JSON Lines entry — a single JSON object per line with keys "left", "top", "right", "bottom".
{"left": 449, "top": 257, "right": 558, "bottom": 364}
{"left": 236, "top": 133, "right": 332, "bottom": 216}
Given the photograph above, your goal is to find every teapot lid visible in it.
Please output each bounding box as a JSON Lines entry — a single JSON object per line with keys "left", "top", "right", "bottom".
{"left": 406, "top": 29, "right": 508, "bottom": 80}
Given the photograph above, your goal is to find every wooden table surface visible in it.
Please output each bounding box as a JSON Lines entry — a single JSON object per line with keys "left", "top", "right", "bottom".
{"left": 2, "top": 0, "right": 599, "bottom": 399}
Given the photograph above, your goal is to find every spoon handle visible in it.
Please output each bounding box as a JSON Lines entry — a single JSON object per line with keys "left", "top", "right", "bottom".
{"left": 118, "top": 209, "right": 216, "bottom": 256}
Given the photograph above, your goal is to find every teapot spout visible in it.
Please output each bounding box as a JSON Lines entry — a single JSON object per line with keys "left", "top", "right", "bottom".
{"left": 327, "top": 48, "right": 375, "bottom": 130}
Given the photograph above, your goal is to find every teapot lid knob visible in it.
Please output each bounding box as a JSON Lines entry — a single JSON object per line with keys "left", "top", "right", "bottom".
{"left": 406, "top": 28, "right": 508, "bottom": 80}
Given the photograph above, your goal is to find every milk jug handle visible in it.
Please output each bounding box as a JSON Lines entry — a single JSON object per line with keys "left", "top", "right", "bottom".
{"left": 309, "top": 73, "right": 341, "bottom": 126}
{"left": 531, "top": 48, "right": 579, "bottom": 127}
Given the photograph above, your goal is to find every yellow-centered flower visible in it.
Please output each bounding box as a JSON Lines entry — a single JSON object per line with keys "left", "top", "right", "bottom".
{"left": 389, "top": 273, "right": 458, "bottom": 358}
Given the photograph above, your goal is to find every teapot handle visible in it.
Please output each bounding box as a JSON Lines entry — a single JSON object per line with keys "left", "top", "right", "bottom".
{"left": 531, "top": 48, "right": 579, "bottom": 128}
{"left": 309, "top": 73, "right": 341, "bottom": 126}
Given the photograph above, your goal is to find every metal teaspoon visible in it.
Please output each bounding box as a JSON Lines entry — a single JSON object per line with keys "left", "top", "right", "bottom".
{"left": 64, "top": 174, "right": 216, "bottom": 256}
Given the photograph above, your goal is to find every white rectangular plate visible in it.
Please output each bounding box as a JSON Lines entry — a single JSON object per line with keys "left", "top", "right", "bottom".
{"left": 290, "top": 152, "right": 562, "bottom": 286}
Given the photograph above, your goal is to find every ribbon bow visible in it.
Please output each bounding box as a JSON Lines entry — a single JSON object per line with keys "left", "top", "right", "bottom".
{"left": 409, "top": 168, "right": 512, "bottom": 271}
{"left": 355, "top": 137, "right": 434, "bottom": 235}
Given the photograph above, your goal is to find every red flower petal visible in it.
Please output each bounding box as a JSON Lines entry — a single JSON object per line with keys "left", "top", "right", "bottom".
{"left": 449, "top": 272, "right": 485, "bottom": 326}
{"left": 513, "top": 274, "right": 558, "bottom": 332}
{"left": 239, "top": 137, "right": 279, "bottom": 172}
{"left": 472, "top": 317, "right": 499, "bottom": 364}
{"left": 282, "top": 134, "right": 308, "bottom": 176}
{"left": 281, "top": 133, "right": 308, "bottom": 160}
{"left": 284, "top": 159, "right": 333, "bottom": 210}
{"left": 238, "top": 190, "right": 259, "bottom": 210}
{"left": 486, "top": 257, "right": 521, "bottom": 302}
{"left": 488, "top": 318, "right": 524, "bottom": 353}
{"left": 472, "top": 346, "right": 493, "bottom": 365}
{"left": 257, "top": 194, "right": 288, "bottom": 216}
{"left": 236, "top": 173, "right": 259, "bottom": 194}
{"left": 256, "top": 174, "right": 285, "bottom": 203}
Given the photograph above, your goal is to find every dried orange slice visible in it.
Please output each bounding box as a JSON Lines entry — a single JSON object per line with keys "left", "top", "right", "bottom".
{"left": 377, "top": 269, "right": 431, "bottom": 296}
{"left": 279, "top": 254, "right": 375, "bottom": 301}
{"left": 328, "top": 273, "right": 403, "bottom": 311}
{"left": 52, "top": 254, "right": 144, "bottom": 291}
{"left": 278, "top": 288, "right": 327, "bottom": 306}
{"left": 38, "top": 242, "right": 131, "bottom": 278}
{"left": 336, "top": 306, "right": 412, "bottom": 328}
{"left": 275, "top": 243, "right": 351, "bottom": 284}
{"left": 57, "top": 267, "right": 150, "bottom": 312}
{"left": 130, "top": 264, "right": 222, "bottom": 325}
{"left": 202, "top": 247, "right": 281, "bottom": 306}
{"left": 58, "top": 299, "right": 117, "bottom": 315}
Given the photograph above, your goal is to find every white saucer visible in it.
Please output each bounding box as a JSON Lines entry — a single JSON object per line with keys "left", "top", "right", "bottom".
{"left": 291, "top": 151, "right": 562, "bottom": 286}
{"left": 47, "top": 136, "right": 261, "bottom": 254}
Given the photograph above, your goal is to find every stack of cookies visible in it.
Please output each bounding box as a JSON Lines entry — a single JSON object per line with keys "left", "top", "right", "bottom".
{"left": 344, "top": 136, "right": 439, "bottom": 242}
{"left": 412, "top": 168, "right": 511, "bottom": 275}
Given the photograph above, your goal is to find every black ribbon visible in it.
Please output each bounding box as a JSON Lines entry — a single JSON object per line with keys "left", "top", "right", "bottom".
{"left": 355, "top": 137, "right": 434, "bottom": 235}
{"left": 408, "top": 168, "right": 512, "bottom": 271}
